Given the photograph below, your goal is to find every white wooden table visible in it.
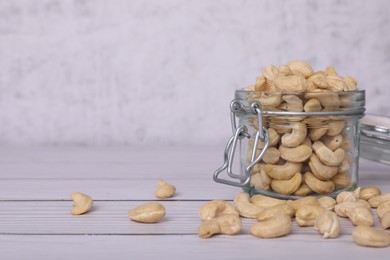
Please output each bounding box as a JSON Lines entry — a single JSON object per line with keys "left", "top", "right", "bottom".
{"left": 0, "top": 146, "right": 389, "bottom": 259}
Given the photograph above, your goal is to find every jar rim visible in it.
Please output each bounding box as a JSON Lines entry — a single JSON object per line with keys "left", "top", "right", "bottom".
{"left": 235, "top": 89, "right": 366, "bottom": 94}
{"left": 234, "top": 89, "right": 365, "bottom": 117}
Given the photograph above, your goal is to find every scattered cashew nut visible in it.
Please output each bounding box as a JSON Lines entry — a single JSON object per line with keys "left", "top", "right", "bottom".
{"left": 359, "top": 187, "right": 382, "bottom": 201}
{"left": 377, "top": 201, "right": 390, "bottom": 229}
{"left": 352, "top": 226, "right": 390, "bottom": 247}
{"left": 198, "top": 200, "right": 239, "bottom": 221}
{"left": 234, "top": 192, "right": 264, "bottom": 218}
{"left": 334, "top": 200, "right": 371, "bottom": 218}
{"left": 70, "top": 192, "right": 93, "bottom": 215}
{"left": 250, "top": 214, "right": 292, "bottom": 238}
{"left": 155, "top": 179, "right": 176, "bottom": 199}
{"left": 318, "top": 196, "right": 336, "bottom": 211}
{"left": 295, "top": 205, "right": 326, "bottom": 227}
{"left": 128, "top": 202, "right": 166, "bottom": 223}
{"left": 336, "top": 187, "right": 361, "bottom": 204}
{"left": 198, "top": 214, "right": 242, "bottom": 238}
{"left": 286, "top": 196, "right": 319, "bottom": 214}
{"left": 250, "top": 194, "right": 285, "bottom": 209}
{"left": 314, "top": 210, "right": 340, "bottom": 238}
{"left": 257, "top": 204, "right": 294, "bottom": 221}
{"left": 368, "top": 193, "right": 390, "bottom": 208}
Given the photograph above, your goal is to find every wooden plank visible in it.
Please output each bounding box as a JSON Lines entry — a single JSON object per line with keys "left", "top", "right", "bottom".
{"left": 0, "top": 146, "right": 221, "bottom": 179}
{"left": 0, "top": 179, "right": 238, "bottom": 200}
{"left": 0, "top": 233, "right": 389, "bottom": 260}
{"left": 0, "top": 146, "right": 221, "bottom": 164}
{"left": 0, "top": 201, "right": 382, "bottom": 235}
{"left": 0, "top": 166, "right": 389, "bottom": 200}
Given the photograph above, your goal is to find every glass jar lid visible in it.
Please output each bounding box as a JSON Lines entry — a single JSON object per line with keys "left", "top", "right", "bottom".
{"left": 360, "top": 114, "right": 390, "bottom": 165}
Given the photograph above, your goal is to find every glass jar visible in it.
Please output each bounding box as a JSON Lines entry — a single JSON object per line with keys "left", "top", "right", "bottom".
{"left": 214, "top": 90, "right": 366, "bottom": 199}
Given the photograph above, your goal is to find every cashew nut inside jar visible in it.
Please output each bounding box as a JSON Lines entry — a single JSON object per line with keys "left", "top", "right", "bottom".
{"left": 213, "top": 61, "right": 366, "bottom": 199}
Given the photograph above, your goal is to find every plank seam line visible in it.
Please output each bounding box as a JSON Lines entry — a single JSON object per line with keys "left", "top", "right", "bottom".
{"left": 0, "top": 233, "right": 197, "bottom": 236}
{"left": 0, "top": 199, "right": 232, "bottom": 202}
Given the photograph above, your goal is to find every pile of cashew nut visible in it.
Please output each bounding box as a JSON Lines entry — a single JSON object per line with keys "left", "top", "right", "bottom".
{"left": 198, "top": 187, "right": 390, "bottom": 248}
{"left": 244, "top": 60, "right": 360, "bottom": 197}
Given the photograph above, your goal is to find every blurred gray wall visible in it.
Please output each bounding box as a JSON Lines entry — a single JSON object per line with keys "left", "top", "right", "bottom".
{"left": 0, "top": 0, "right": 389, "bottom": 145}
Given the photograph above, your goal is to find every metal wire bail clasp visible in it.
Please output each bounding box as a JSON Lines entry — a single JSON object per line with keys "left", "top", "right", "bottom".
{"left": 213, "top": 100, "right": 270, "bottom": 187}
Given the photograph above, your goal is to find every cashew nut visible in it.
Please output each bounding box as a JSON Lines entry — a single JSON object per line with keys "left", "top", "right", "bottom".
{"left": 309, "top": 154, "right": 338, "bottom": 181}
{"left": 271, "top": 172, "right": 302, "bottom": 195}
{"left": 234, "top": 192, "right": 264, "bottom": 218}
{"left": 279, "top": 95, "right": 304, "bottom": 112}
{"left": 286, "top": 196, "right": 319, "bottom": 214}
{"left": 304, "top": 171, "right": 335, "bottom": 194}
{"left": 344, "top": 77, "right": 357, "bottom": 91}
{"left": 380, "top": 211, "right": 390, "bottom": 229}
{"left": 250, "top": 214, "right": 292, "bottom": 238}
{"left": 274, "top": 74, "right": 307, "bottom": 92}
{"left": 359, "top": 187, "right": 381, "bottom": 201}
{"left": 368, "top": 193, "right": 390, "bottom": 208}
{"left": 332, "top": 172, "right": 352, "bottom": 189}
{"left": 279, "top": 145, "right": 312, "bottom": 162}
{"left": 314, "top": 211, "right": 340, "bottom": 238}
{"left": 254, "top": 92, "right": 282, "bottom": 108}
{"left": 70, "top": 192, "right": 93, "bottom": 215}
{"left": 255, "top": 75, "right": 267, "bottom": 91}
{"left": 322, "top": 134, "right": 343, "bottom": 151}
{"left": 198, "top": 214, "right": 242, "bottom": 238}
{"left": 128, "top": 202, "right": 166, "bottom": 223}
{"left": 253, "top": 128, "right": 279, "bottom": 148}
{"left": 295, "top": 205, "right": 326, "bottom": 227}
{"left": 325, "top": 66, "right": 338, "bottom": 76}
{"left": 347, "top": 206, "right": 374, "bottom": 226}
{"left": 262, "top": 65, "right": 279, "bottom": 81}
{"left": 301, "top": 136, "right": 312, "bottom": 147}
{"left": 257, "top": 204, "right": 294, "bottom": 221}
{"left": 267, "top": 128, "right": 281, "bottom": 146}
{"left": 318, "top": 196, "right": 336, "bottom": 211}
{"left": 307, "top": 73, "right": 327, "bottom": 91}
{"left": 377, "top": 201, "right": 390, "bottom": 219}
{"left": 287, "top": 60, "right": 314, "bottom": 78}
{"left": 308, "top": 127, "right": 328, "bottom": 141}
{"left": 303, "top": 98, "right": 322, "bottom": 112}
{"left": 312, "top": 141, "right": 345, "bottom": 166}
{"left": 155, "top": 179, "right": 176, "bottom": 199}
{"left": 338, "top": 155, "right": 352, "bottom": 174}
{"left": 279, "top": 64, "right": 293, "bottom": 75}
{"left": 352, "top": 226, "right": 390, "bottom": 247}
{"left": 325, "top": 76, "right": 348, "bottom": 92}
{"left": 250, "top": 168, "right": 272, "bottom": 190}
{"left": 198, "top": 200, "right": 239, "bottom": 221}
{"left": 250, "top": 194, "right": 285, "bottom": 209}
{"left": 336, "top": 187, "right": 361, "bottom": 204}
{"left": 294, "top": 182, "right": 313, "bottom": 197}
{"left": 261, "top": 147, "right": 280, "bottom": 164}
{"left": 304, "top": 92, "right": 340, "bottom": 111}
{"left": 281, "top": 122, "right": 307, "bottom": 148}
{"left": 334, "top": 200, "right": 371, "bottom": 218}
{"left": 327, "top": 121, "right": 345, "bottom": 136}
{"left": 264, "top": 161, "right": 302, "bottom": 180}
{"left": 244, "top": 85, "right": 255, "bottom": 91}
